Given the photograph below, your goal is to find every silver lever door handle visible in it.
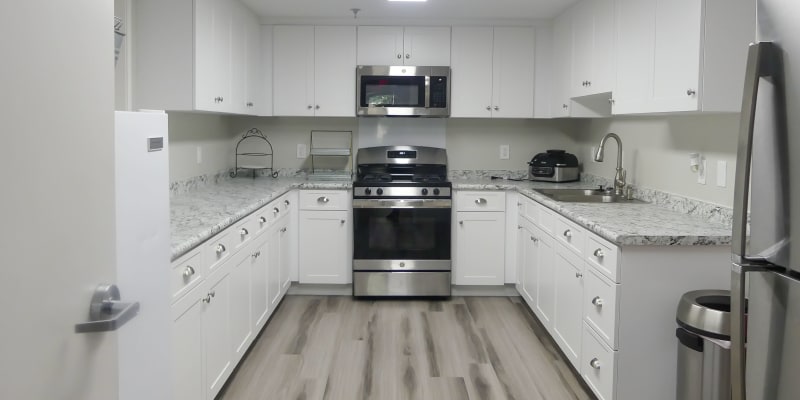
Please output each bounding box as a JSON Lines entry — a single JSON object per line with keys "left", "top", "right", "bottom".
{"left": 75, "top": 284, "right": 140, "bottom": 333}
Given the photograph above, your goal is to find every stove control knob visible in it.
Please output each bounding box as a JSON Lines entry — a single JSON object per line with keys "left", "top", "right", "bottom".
{"left": 376, "top": 188, "right": 383, "bottom": 195}
{"left": 364, "top": 188, "right": 371, "bottom": 195}
{"left": 421, "top": 188, "right": 429, "bottom": 196}
{"left": 433, "top": 188, "right": 440, "bottom": 195}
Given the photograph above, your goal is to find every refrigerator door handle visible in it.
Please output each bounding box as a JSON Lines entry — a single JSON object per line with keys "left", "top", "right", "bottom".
{"left": 732, "top": 42, "right": 782, "bottom": 263}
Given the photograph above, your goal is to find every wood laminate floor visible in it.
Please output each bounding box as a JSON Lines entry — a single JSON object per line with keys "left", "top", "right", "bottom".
{"left": 219, "top": 296, "right": 595, "bottom": 400}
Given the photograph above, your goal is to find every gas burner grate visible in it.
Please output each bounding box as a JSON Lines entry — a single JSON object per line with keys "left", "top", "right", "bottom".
{"left": 362, "top": 173, "right": 392, "bottom": 182}
{"left": 412, "top": 174, "right": 444, "bottom": 183}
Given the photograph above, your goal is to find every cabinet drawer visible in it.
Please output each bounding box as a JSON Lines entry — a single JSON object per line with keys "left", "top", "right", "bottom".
{"left": 555, "top": 216, "right": 585, "bottom": 256}
{"left": 538, "top": 205, "right": 557, "bottom": 235}
{"left": 584, "top": 267, "right": 619, "bottom": 349}
{"left": 518, "top": 195, "right": 539, "bottom": 223}
{"left": 171, "top": 248, "right": 203, "bottom": 303}
{"left": 299, "top": 190, "right": 349, "bottom": 210}
{"left": 252, "top": 204, "right": 276, "bottom": 236}
{"left": 586, "top": 235, "right": 620, "bottom": 282}
{"left": 232, "top": 218, "right": 256, "bottom": 251}
{"left": 581, "top": 323, "right": 617, "bottom": 400}
{"left": 205, "top": 229, "right": 234, "bottom": 274}
{"left": 456, "top": 191, "right": 506, "bottom": 212}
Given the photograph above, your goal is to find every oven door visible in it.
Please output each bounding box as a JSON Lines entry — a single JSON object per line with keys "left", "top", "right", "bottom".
{"left": 352, "top": 198, "right": 451, "bottom": 271}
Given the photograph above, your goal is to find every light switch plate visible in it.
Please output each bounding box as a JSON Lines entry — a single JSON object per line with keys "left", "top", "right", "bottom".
{"left": 500, "top": 145, "right": 510, "bottom": 160}
{"left": 297, "top": 143, "right": 307, "bottom": 158}
{"left": 717, "top": 160, "right": 727, "bottom": 187}
{"left": 697, "top": 159, "right": 707, "bottom": 185}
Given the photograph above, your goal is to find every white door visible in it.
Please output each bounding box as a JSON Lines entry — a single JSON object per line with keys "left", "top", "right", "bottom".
{"left": 403, "top": 26, "right": 452, "bottom": 66}
{"left": 273, "top": 25, "right": 315, "bottom": 116}
{"left": 314, "top": 26, "right": 357, "bottom": 117}
{"left": 552, "top": 12, "right": 574, "bottom": 117}
{"left": 492, "top": 27, "right": 535, "bottom": 118}
{"left": 651, "top": 0, "right": 702, "bottom": 112}
{"left": 0, "top": 1, "right": 119, "bottom": 399}
{"left": 454, "top": 212, "right": 506, "bottom": 285}
{"left": 356, "top": 26, "right": 404, "bottom": 65}
{"left": 450, "top": 26, "right": 494, "bottom": 118}
{"left": 299, "top": 210, "right": 350, "bottom": 284}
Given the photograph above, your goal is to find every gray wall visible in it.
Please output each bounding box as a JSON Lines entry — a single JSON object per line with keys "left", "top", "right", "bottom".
{"left": 573, "top": 114, "right": 740, "bottom": 207}
{"left": 168, "top": 112, "right": 234, "bottom": 182}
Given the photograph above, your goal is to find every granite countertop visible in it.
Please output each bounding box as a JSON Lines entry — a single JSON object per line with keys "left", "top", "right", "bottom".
{"left": 170, "top": 176, "right": 732, "bottom": 261}
{"left": 450, "top": 178, "right": 732, "bottom": 247}
{"left": 170, "top": 177, "right": 352, "bottom": 260}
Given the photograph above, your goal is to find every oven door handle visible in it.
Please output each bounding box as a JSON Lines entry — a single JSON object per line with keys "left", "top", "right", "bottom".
{"left": 352, "top": 199, "right": 452, "bottom": 209}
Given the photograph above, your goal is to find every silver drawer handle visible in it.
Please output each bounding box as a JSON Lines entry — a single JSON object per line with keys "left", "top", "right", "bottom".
{"left": 182, "top": 266, "right": 195, "bottom": 278}
{"left": 593, "top": 248, "right": 605, "bottom": 259}
{"left": 459, "top": 221, "right": 464, "bottom": 225}
{"left": 563, "top": 229, "right": 572, "bottom": 238}
{"left": 687, "top": 88, "right": 697, "bottom": 96}
{"left": 592, "top": 296, "right": 604, "bottom": 307}
{"left": 281, "top": 227, "right": 287, "bottom": 233}
{"left": 590, "top": 358, "right": 601, "bottom": 369}
{"left": 284, "top": 199, "right": 290, "bottom": 207}
{"left": 240, "top": 228, "right": 249, "bottom": 236}
{"left": 340, "top": 219, "right": 345, "bottom": 224}
{"left": 273, "top": 207, "right": 280, "bottom": 214}
{"left": 318, "top": 196, "right": 330, "bottom": 204}
{"left": 215, "top": 244, "right": 226, "bottom": 254}
{"left": 576, "top": 272, "right": 583, "bottom": 278}
{"left": 475, "top": 198, "right": 487, "bottom": 205}
{"left": 252, "top": 251, "right": 261, "bottom": 259}
{"left": 259, "top": 216, "right": 267, "bottom": 223}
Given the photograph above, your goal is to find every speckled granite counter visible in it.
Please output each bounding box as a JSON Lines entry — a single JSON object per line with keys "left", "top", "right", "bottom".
{"left": 170, "top": 177, "right": 351, "bottom": 261}
{"left": 170, "top": 175, "right": 732, "bottom": 261}
{"left": 451, "top": 178, "right": 732, "bottom": 247}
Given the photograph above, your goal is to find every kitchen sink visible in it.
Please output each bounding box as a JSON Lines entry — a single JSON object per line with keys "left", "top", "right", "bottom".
{"left": 533, "top": 188, "right": 647, "bottom": 203}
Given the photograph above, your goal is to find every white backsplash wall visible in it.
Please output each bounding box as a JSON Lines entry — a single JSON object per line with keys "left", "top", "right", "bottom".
{"left": 574, "top": 114, "right": 740, "bottom": 207}
{"left": 445, "top": 118, "right": 581, "bottom": 171}
{"left": 168, "top": 112, "right": 234, "bottom": 183}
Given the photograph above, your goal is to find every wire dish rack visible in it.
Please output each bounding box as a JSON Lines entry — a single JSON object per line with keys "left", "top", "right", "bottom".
{"left": 308, "top": 130, "right": 353, "bottom": 180}
{"left": 231, "top": 128, "right": 278, "bottom": 178}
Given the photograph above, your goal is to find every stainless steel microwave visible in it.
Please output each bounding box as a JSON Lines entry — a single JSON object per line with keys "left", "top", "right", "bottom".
{"left": 356, "top": 65, "right": 450, "bottom": 117}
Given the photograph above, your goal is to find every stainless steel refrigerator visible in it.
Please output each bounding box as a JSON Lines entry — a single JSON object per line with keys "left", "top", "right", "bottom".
{"left": 731, "top": 1, "right": 800, "bottom": 400}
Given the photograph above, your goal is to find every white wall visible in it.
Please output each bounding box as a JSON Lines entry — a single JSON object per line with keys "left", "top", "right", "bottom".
{"left": 168, "top": 112, "right": 234, "bottom": 182}
{"left": 573, "top": 114, "right": 740, "bottom": 207}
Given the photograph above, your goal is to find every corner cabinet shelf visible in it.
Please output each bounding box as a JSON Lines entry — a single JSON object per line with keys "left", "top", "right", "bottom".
{"left": 231, "top": 128, "right": 278, "bottom": 178}
{"left": 308, "top": 130, "right": 353, "bottom": 180}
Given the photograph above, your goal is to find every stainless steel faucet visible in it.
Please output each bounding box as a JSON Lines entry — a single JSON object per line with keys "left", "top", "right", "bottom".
{"left": 594, "top": 133, "right": 626, "bottom": 195}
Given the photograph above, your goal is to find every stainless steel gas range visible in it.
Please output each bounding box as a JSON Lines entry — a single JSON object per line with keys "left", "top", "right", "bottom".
{"left": 352, "top": 145, "right": 452, "bottom": 297}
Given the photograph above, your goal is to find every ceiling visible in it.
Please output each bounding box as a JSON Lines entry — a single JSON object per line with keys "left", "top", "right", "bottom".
{"left": 241, "top": 0, "right": 579, "bottom": 21}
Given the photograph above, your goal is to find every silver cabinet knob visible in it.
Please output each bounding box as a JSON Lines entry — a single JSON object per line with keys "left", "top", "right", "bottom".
{"left": 318, "top": 196, "right": 330, "bottom": 204}
{"left": 397, "top": 53, "right": 402, "bottom": 59}
{"left": 307, "top": 105, "right": 313, "bottom": 109}
{"left": 593, "top": 248, "right": 605, "bottom": 259}
{"left": 562, "top": 104, "right": 568, "bottom": 109}
{"left": 246, "top": 102, "right": 253, "bottom": 107}
{"left": 240, "top": 228, "right": 248, "bottom": 236}
{"left": 315, "top": 105, "right": 320, "bottom": 110}
{"left": 563, "top": 229, "right": 572, "bottom": 238}
{"left": 405, "top": 53, "right": 410, "bottom": 59}
{"left": 475, "top": 198, "right": 487, "bottom": 205}
{"left": 281, "top": 227, "right": 287, "bottom": 233}
{"left": 575, "top": 272, "right": 583, "bottom": 278}
{"left": 687, "top": 88, "right": 696, "bottom": 96}
{"left": 284, "top": 200, "right": 290, "bottom": 207}
{"left": 587, "top": 81, "right": 591, "bottom": 87}
{"left": 259, "top": 216, "right": 267, "bottom": 223}
{"left": 215, "top": 244, "right": 226, "bottom": 254}
{"left": 340, "top": 219, "right": 345, "bottom": 224}
{"left": 493, "top": 106, "right": 499, "bottom": 111}
{"left": 592, "top": 296, "right": 604, "bottom": 307}
{"left": 590, "top": 358, "right": 601, "bottom": 369}
{"left": 202, "top": 295, "right": 211, "bottom": 303}
{"left": 486, "top": 106, "right": 491, "bottom": 111}
{"left": 183, "top": 266, "right": 195, "bottom": 278}
{"left": 273, "top": 207, "right": 280, "bottom": 214}
{"left": 459, "top": 220, "right": 464, "bottom": 225}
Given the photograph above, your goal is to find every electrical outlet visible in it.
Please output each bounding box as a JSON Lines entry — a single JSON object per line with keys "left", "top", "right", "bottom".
{"left": 716, "top": 160, "right": 727, "bottom": 187}
{"left": 297, "top": 143, "right": 307, "bottom": 158}
{"left": 697, "top": 159, "right": 707, "bottom": 185}
{"left": 196, "top": 146, "right": 202, "bottom": 164}
{"left": 499, "top": 144, "right": 510, "bottom": 160}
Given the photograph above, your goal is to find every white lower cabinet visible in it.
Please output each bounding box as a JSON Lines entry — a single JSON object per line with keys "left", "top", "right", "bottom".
{"left": 454, "top": 191, "right": 506, "bottom": 285}
{"left": 552, "top": 243, "right": 584, "bottom": 369}
{"left": 581, "top": 322, "right": 617, "bottom": 400}
{"left": 170, "top": 190, "right": 297, "bottom": 400}
{"left": 532, "top": 225, "right": 556, "bottom": 329}
{"left": 298, "top": 190, "right": 352, "bottom": 284}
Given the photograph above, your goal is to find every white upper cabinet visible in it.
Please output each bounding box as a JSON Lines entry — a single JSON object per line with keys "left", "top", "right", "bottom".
{"left": 273, "top": 25, "right": 356, "bottom": 117}
{"left": 571, "top": 0, "right": 615, "bottom": 97}
{"left": 613, "top": 0, "right": 755, "bottom": 114}
{"left": 133, "top": 0, "right": 263, "bottom": 115}
{"left": 551, "top": 10, "right": 574, "bottom": 117}
{"left": 357, "top": 26, "right": 451, "bottom": 66}
{"left": 451, "top": 26, "right": 535, "bottom": 118}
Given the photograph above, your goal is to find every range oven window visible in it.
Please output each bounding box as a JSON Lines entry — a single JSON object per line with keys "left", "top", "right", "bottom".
{"left": 359, "top": 75, "right": 425, "bottom": 108}
{"left": 353, "top": 207, "right": 450, "bottom": 260}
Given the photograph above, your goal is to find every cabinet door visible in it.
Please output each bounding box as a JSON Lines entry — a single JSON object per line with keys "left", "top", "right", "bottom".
{"left": 403, "top": 26, "right": 451, "bottom": 66}
{"left": 172, "top": 285, "right": 204, "bottom": 400}
{"left": 356, "top": 26, "right": 404, "bottom": 65}
{"left": 229, "top": 250, "right": 252, "bottom": 365}
{"left": 551, "top": 11, "right": 573, "bottom": 117}
{"left": 299, "top": 210, "right": 350, "bottom": 284}
{"left": 279, "top": 221, "right": 292, "bottom": 293}
{"left": 534, "top": 226, "right": 556, "bottom": 329}
{"left": 243, "top": 11, "right": 263, "bottom": 115}
{"left": 571, "top": 1, "right": 593, "bottom": 97}
{"left": 454, "top": 212, "right": 505, "bottom": 285}
{"left": 203, "top": 270, "right": 232, "bottom": 400}
{"left": 314, "top": 26, "right": 356, "bottom": 117}
{"left": 651, "top": 0, "right": 702, "bottom": 112}
{"left": 553, "top": 244, "right": 584, "bottom": 369}
{"left": 517, "top": 225, "right": 535, "bottom": 306}
{"left": 229, "top": 2, "right": 248, "bottom": 114}
{"left": 195, "top": 0, "right": 232, "bottom": 112}
{"left": 450, "top": 27, "right": 493, "bottom": 118}
{"left": 268, "top": 225, "right": 282, "bottom": 309}
{"left": 250, "top": 236, "right": 270, "bottom": 332}
{"left": 273, "top": 25, "right": 315, "bottom": 116}
{"left": 613, "top": 0, "right": 656, "bottom": 114}
{"left": 492, "top": 27, "right": 535, "bottom": 118}
{"left": 591, "top": 0, "right": 616, "bottom": 94}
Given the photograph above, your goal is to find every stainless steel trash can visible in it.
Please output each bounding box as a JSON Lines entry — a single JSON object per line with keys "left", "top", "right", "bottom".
{"left": 675, "top": 290, "right": 733, "bottom": 400}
